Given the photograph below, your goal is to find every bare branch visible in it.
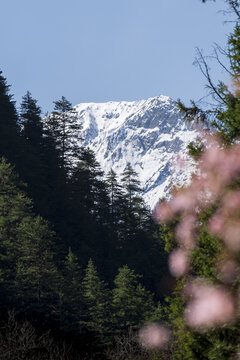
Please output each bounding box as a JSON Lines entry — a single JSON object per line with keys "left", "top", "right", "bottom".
{"left": 194, "top": 48, "right": 228, "bottom": 105}
{"left": 212, "top": 44, "right": 234, "bottom": 76}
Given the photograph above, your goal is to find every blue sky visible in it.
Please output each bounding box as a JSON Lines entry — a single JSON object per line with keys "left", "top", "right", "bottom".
{"left": 0, "top": 0, "right": 234, "bottom": 113}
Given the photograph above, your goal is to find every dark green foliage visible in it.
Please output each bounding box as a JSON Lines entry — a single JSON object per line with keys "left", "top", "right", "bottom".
{"left": 18, "top": 91, "right": 68, "bottom": 237}
{"left": 44, "top": 96, "right": 82, "bottom": 171}
{"left": 15, "top": 216, "right": 59, "bottom": 313}
{"left": 0, "top": 159, "right": 59, "bottom": 312}
{"left": 112, "top": 265, "right": 155, "bottom": 332}
{"left": 0, "top": 69, "right": 170, "bottom": 358}
{"left": 65, "top": 147, "right": 112, "bottom": 275}
{"left": 115, "top": 163, "right": 168, "bottom": 290}
{"left": 0, "top": 71, "right": 23, "bottom": 168}
{"left": 58, "top": 248, "right": 86, "bottom": 333}
{"left": 106, "top": 168, "right": 124, "bottom": 227}
{"left": 20, "top": 92, "right": 55, "bottom": 217}
{"left": 177, "top": 99, "right": 207, "bottom": 123}
{"left": 228, "top": 25, "right": 240, "bottom": 74}
{"left": 187, "top": 139, "right": 204, "bottom": 159}
{"left": 83, "top": 259, "right": 112, "bottom": 338}
{"left": 0, "top": 158, "right": 32, "bottom": 301}
{"left": 20, "top": 91, "right": 43, "bottom": 146}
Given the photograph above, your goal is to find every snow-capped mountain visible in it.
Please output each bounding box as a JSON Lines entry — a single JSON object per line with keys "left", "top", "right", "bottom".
{"left": 74, "top": 95, "right": 198, "bottom": 209}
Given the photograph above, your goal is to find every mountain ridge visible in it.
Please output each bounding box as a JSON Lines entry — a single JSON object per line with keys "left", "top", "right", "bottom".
{"left": 74, "top": 95, "right": 198, "bottom": 208}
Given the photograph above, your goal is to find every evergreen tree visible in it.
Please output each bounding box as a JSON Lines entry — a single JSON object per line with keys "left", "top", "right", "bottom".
{"left": 0, "top": 70, "right": 23, "bottom": 169}
{"left": 121, "top": 162, "right": 143, "bottom": 212}
{"left": 44, "top": 96, "right": 82, "bottom": 171}
{"left": 66, "top": 147, "right": 111, "bottom": 273}
{"left": 59, "top": 248, "right": 86, "bottom": 332}
{"left": 106, "top": 168, "right": 124, "bottom": 226}
{"left": 0, "top": 158, "right": 61, "bottom": 321}
{"left": 0, "top": 158, "right": 32, "bottom": 303}
{"left": 105, "top": 169, "right": 127, "bottom": 276}
{"left": 119, "top": 162, "right": 144, "bottom": 242}
{"left": 20, "top": 91, "right": 43, "bottom": 147}
{"left": 112, "top": 265, "right": 155, "bottom": 332}
{"left": 83, "top": 259, "right": 112, "bottom": 338}
{"left": 117, "top": 164, "right": 167, "bottom": 290}
{"left": 15, "top": 216, "right": 59, "bottom": 315}
{"left": 20, "top": 92, "right": 67, "bottom": 242}
{"left": 19, "top": 92, "right": 48, "bottom": 214}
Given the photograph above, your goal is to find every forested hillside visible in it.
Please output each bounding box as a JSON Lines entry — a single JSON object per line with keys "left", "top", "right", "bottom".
{"left": 0, "top": 71, "right": 169, "bottom": 359}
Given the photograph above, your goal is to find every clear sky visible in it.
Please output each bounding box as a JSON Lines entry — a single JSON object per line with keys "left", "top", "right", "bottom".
{"left": 0, "top": 0, "right": 235, "bottom": 114}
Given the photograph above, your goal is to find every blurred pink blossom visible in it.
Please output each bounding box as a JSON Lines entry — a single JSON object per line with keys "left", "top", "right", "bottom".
{"left": 139, "top": 324, "right": 170, "bottom": 350}
{"left": 169, "top": 249, "right": 189, "bottom": 277}
{"left": 170, "top": 190, "right": 197, "bottom": 214}
{"left": 175, "top": 214, "right": 196, "bottom": 250}
{"left": 221, "top": 191, "right": 240, "bottom": 216}
{"left": 184, "top": 284, "right": 235, "bottom": 329}
{"left": 221, "top": 221, "right": 240, "bottom": 251}
{"left": 153, "top": 201, "right": 173, "bottom": 222}
{"left": 208, "top": 214, "right": 225, "bottom": 235}
{"left": 218, "top": 260, "right": 239, "bottom": 284}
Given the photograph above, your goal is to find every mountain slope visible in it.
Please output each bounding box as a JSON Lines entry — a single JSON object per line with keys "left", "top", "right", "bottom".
{"left": 75, "top": 95, "right": 197, "bottom": 208}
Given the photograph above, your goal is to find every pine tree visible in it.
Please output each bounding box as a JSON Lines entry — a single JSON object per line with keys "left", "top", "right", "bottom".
{"left": 76, "top": 147, "right": 110, "bottom": 223}
{"left": 112, "top": 265, "right": 155, "bottom": 332}
{"left": 105, "top": 169, "right": 126, "bottom": 275}
{"left": 106, "top": 169, "right": 124, "bottom": 223}
{"left": 44, "top": 96, "right": 82, "bottom": 171}
{"left": 15, "top": 216, "right": 59, "bottom": 315}
{"left": 59, "top": 248, "right": 86, "bottom": 332}
{"left": 19, "top": 92, "right": 48, "bottom": 214}
{"left": 20, "top": 91, "right": 43, "bottom": 147}
{"left": 83, "top": 259, "right": 112, "bottom": 338}
{"left": 117, "top": 164, "right": 166, "bottom": 289}
{"left": 119, "top": 163, "right": 143, "bottom": 243}
{"left": 120, "top": 162, "right": 153, "bottom": 236}
{"left": 0, "top": 158, "right": 60, "bottom": 320}
{"left": 0, "top": 70, "right": 23, "bottom": 169}
{"left": 0, "top": 158, "right": 32, "bottom": 303}
{"left": 121, "top": 162, "right": 143, "bottom": 212}
{"left": 66, "top": 147, "right": 111, "bottom": 271}
{"left": 19, "top": 92, "right": 66, "bottom": 240}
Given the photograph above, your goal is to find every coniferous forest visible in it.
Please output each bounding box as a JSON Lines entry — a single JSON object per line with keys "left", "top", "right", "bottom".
{"left": 0, "top": 71, "right": 169, "bottom": 359}
{"left": 1, "top": 1, "right": 240, "bottom": 359}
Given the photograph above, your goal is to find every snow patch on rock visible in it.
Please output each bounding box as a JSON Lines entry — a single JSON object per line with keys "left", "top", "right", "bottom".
{"left": 74, "top": 95, "right": 198, "bottom": 208}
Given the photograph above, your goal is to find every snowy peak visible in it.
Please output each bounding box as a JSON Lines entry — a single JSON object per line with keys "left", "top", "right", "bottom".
{"left": 74, "top": 96, "right": 197, "bottom": 208}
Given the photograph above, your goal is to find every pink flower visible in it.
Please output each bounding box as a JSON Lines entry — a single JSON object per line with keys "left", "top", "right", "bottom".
{"left": 221, "top": 220, "right": 240, "bottom": 251}
{"left": 184, "top": 284, "right": 235, "bottom": 329}
{"left": 169, "top": 249, "right": 189, "bottom": 277}
{"left": 208, "top": 214, "right": 225, "bottom": 235}
{"left": 218, "top": 260, "right": 239, "bottom": 284}
{"left": 221, "top": 191, "right": 240, "bottom": 216}
{"left": 175, "top": 215, "right": 196, "bottom": 250}
{"left": 170, "top": 191, "right": 197, "bottom": 214}
{"left": 153, "top": 201, "right": 173, "bottom": 222}
{"left": 139, "top": 324, "right": 170, "bottom": 350}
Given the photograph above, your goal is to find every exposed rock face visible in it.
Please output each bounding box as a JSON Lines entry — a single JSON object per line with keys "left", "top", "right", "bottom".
{"left": 74, "top": 95, "right": 197, "bottom": 208}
